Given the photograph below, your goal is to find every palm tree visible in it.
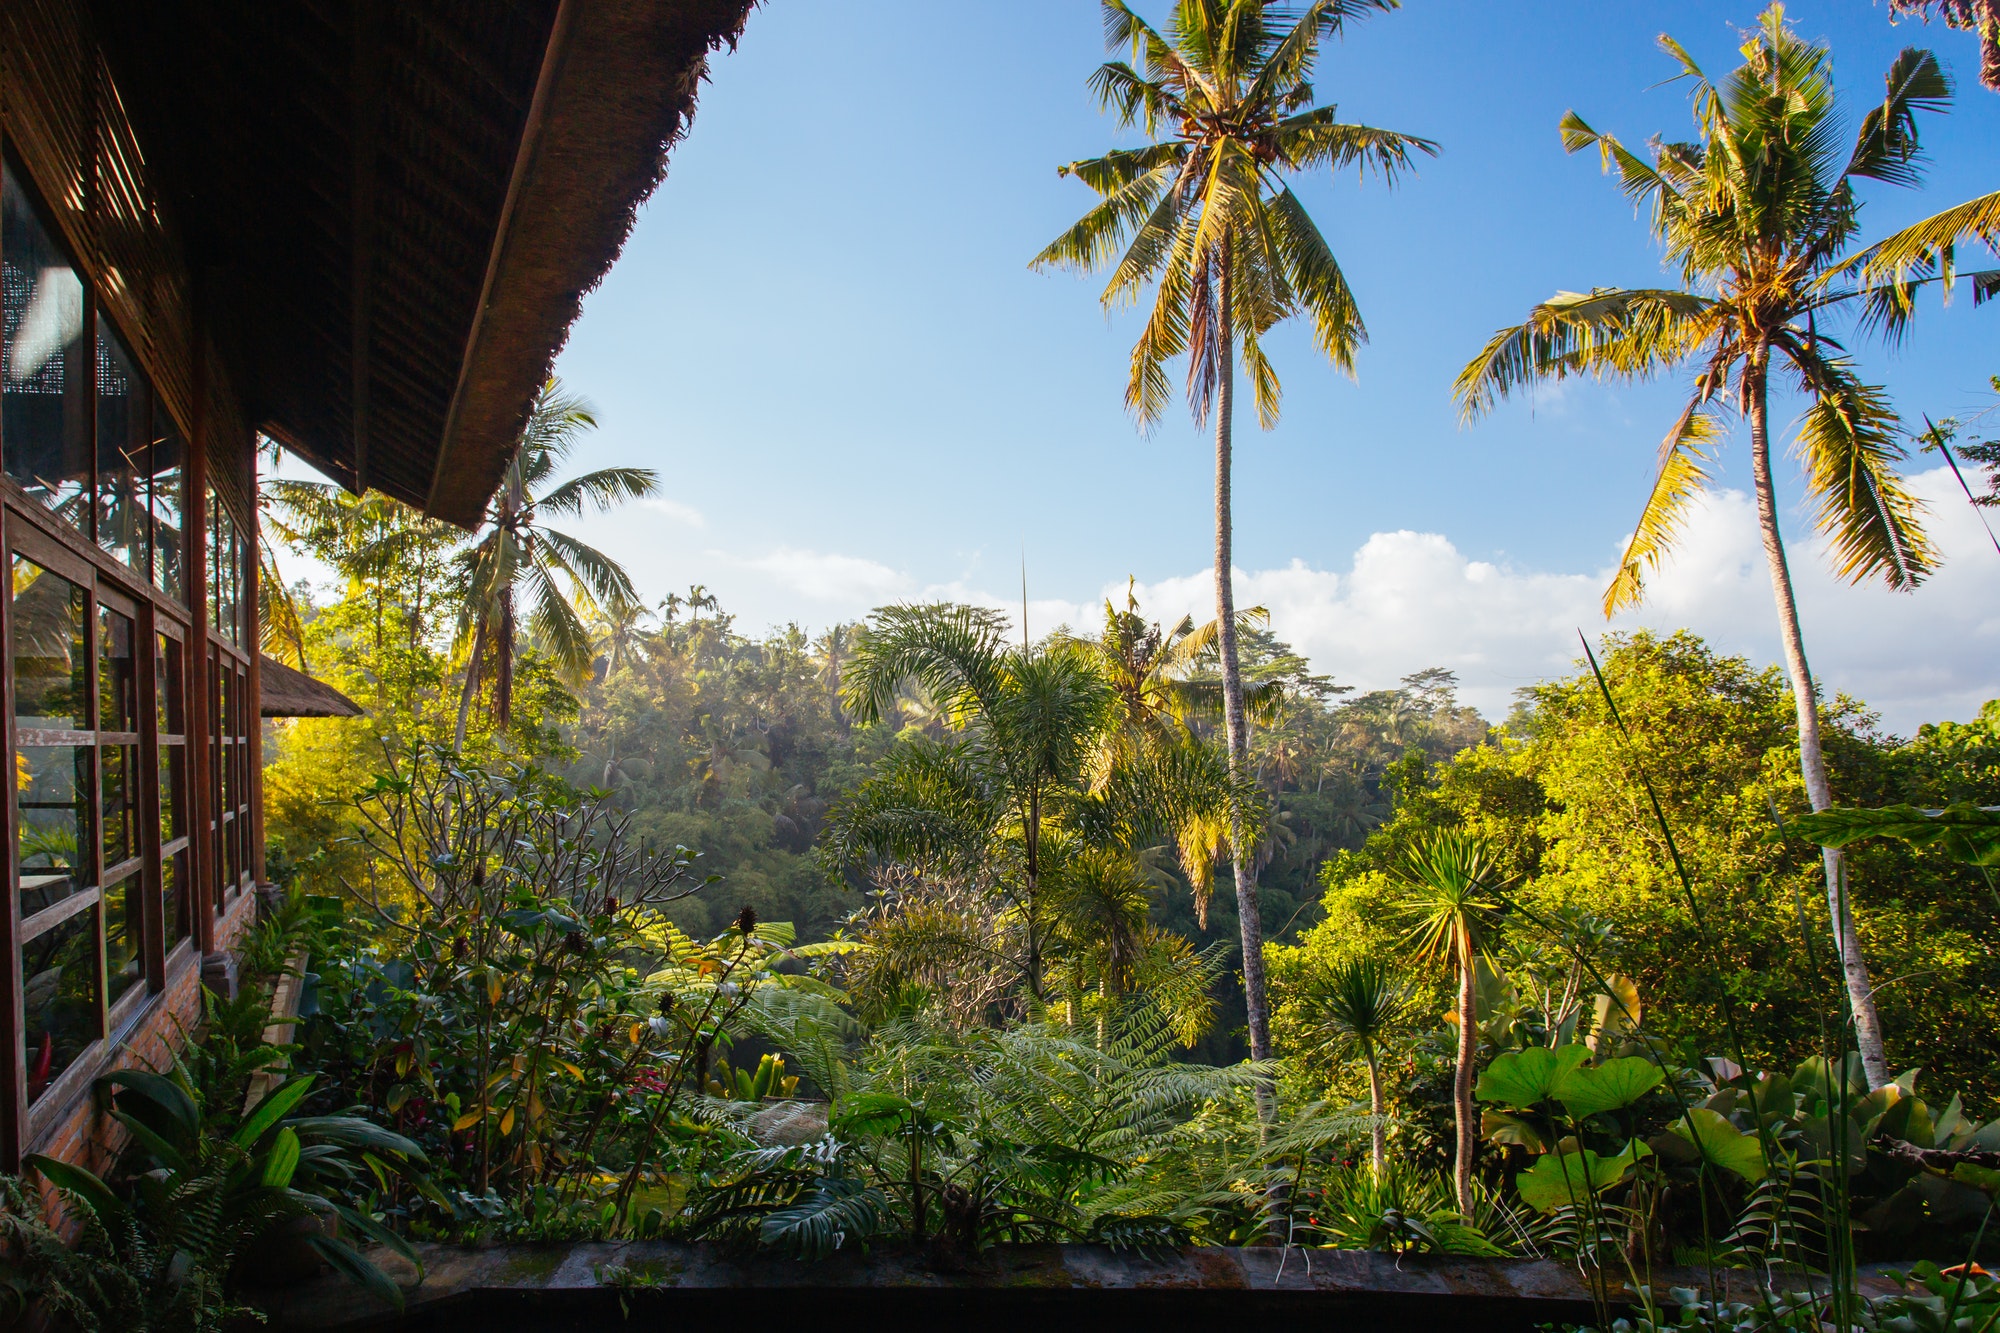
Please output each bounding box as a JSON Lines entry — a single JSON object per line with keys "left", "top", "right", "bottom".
{"left": 1034, "top": 0, "right": 1435, "bottom": 1085}
{"left": 453, "top": 378, "right": 658, "bottom": 748}
{"left": 1393, "top": 829, "right": 1501, "bottom": 1220}
{"left": 835, "top": 604, "right": 1116, "bottom": 999}
{"left": 1318, "top": 956, "right": 1407, "bottom": 1176}
{"left": 1453, "top": 9, "right": 1948, "bottom": 1089}
{"left": 1078, "top": 584, "right": 1273, "bottom": 779}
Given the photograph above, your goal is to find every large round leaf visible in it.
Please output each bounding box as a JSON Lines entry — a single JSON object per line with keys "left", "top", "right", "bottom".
{"left": 1475, "top": 1044, "right": 1591, "bottom": 1109}
{"left": 1669, "top": 1107, "right": 1767, "bottom": 1182}
{"left": 1514, "top": 1142, "right": 1650, "bottom": 1214}
{"left": 1556, "top": 1056, "right": 1664, "bottom": 1118}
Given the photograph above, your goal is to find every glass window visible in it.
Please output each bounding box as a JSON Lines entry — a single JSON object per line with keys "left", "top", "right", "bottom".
{"left": 2, "top": 161, "right": 89, "bottom": 526}
{"left": 95, "top": 323, "right": 149, "bottom": 575}
{"left": 149, "top": 404, "right": 185, "bottom": 602}
{"left": 104, "top": 871, "right": 142, "bottom": 1007}
{"left": 13, "top": 560, "right": 93, "bottom": 918}
{"left": 204, "top": 495, "right": 221, "bottom": 634}
{"left": 22, "top": 905, "right": 101, "bottom": 1103}
{"left": 100, "top": 742, "right": 137, "bottom": 871}
{"left": 17, "top": 746, "right": 90, "bottom": 918}
{"left": 163, "top": 850, "right": 187, "bottom": 948}
{"left": 98, "top": 607, "right": 135, "bottom": 733}
{"left": 160, "top": 744, "right": 184, "bottom": 845}
{"left": 12, "top": 557, "right": 87, "bottom": 730}
{"left": 155, "top": 631, "right": 183, "bottom": 733}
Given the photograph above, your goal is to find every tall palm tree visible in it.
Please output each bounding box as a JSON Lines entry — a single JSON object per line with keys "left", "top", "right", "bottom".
{"left": 1393, "top": 829, "right": 1501, "bottom": 1221}
{"left": 1318, "top": 955, "right": 1407, "bottom": 1176}
{"left": 1453, "top": 9, "right": 1948, "bottom": 1089}
{"left": 453, "top": 378, "right": 658, "bottom": 747}
{"left": 1034, "top": 0, "right": 1435, "bottom": 1085}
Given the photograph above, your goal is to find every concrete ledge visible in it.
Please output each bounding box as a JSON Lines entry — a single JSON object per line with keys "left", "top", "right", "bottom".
{"left": 253, "top": 1242, "right": 1904, "bottom": 1332}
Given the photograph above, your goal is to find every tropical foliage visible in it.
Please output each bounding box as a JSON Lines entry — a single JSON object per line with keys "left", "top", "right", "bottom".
{"left": 26, "top": 3, "right": 1989, "bottom": 1328}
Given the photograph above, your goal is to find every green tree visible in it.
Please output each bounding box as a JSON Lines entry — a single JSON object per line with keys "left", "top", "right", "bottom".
{"left": 1034, "top": 0, "right": 1436, "bottom": 1087}
{"left": 832, "top": 604, "right": 1118, "bottom": 1000}
{"left": 454, "top": 378, "right": 658, "bottom": 745}
{"left": 1454, "top": 8, "right": 1949, "bottom": 1087}
{"left": 1316, "top": 955, "right": 1408, "bottom": 1175}
{"left": 1391, "top": 829, "right": 1501, "bottom": 1219}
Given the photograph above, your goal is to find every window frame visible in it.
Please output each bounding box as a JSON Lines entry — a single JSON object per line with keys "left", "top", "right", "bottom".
{"left": 1, "top": 136, "right": 221, "bottom": 1150}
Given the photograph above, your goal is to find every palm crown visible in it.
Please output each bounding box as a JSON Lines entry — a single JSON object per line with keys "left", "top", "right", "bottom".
{"left": 1033, "top": 0, "right": 1436, "bottom": 427}
{"left": 457, "top": 378, "right": 658, "bottom": 727}
{"left": 1456, "top": 6, "right": 1946, "bottom": 616}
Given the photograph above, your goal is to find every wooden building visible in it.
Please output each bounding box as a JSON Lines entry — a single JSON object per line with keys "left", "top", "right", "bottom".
{"left": 0, "top": 0, "right": 751, "bottom": 1172}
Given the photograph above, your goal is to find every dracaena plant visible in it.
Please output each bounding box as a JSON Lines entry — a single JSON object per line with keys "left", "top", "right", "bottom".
{"left": 1455, "top": 3, "right": 1952, "bottom": 1091}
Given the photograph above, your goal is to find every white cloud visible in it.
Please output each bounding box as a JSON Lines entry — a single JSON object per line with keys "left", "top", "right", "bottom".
{"left": 639, "top": 497, "right": 707, "bottom": 528}
{"left": 706, "top": 468, "right": 1995, "bottom": 733}
{"left": 741, "top": 546, "right": 913, "bottom": 605}
{"left": 1114, "top": 467, "right": 1999, "bottom": 732}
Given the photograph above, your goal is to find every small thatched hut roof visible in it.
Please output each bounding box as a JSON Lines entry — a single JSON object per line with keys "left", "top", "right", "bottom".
{"left": 97, "top": 0, "right": 756, "bottom": 526}
{"left": 259, "top": 657, "right": 366, "bottom": 720}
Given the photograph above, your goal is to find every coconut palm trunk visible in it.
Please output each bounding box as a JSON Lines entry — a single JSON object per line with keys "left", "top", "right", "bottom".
{"left": 1452, "top": 923, "right": 1477, "bottom": 1219}
{"left": 1212, "top": 295, "right": 1276, "bottom": 1107}
{"left": 1745, "top": 355, "right": 1891, "bottom": 1086}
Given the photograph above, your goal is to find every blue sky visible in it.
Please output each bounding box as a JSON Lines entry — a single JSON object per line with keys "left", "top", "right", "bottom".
{"left": 311, "top": 2, "right": 2000, "bottom": 728}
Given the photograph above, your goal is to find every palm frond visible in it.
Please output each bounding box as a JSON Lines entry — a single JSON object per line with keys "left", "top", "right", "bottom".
{"left": 1454, "top": 288, "right": 1717, "bottom": 419}
{"left": 1602, "top": 401, "right": 1720, "bottom": 617}
{"left": 1849, "top": 188, "right": 2000, "bottom": 288}
{"left": 1844, "top": 46, "right": 1951, "bottom": 187}
{"left": 1784, "top": 351, "right": 1936, "bottom": 590}
{"left": 537, "top": 466, "right": 659, "bottom": 518}
{"left": 841, "top": 603, "right": 1012, "bottom": 726}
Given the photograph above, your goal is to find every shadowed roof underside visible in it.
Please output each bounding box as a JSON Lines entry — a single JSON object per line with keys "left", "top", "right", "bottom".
{"left": 94, "top": 0, "right": 753, "bottom": 527}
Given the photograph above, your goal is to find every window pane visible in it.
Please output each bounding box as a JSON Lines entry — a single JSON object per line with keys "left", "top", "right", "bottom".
{"left": 18, "top": 746, "right": 91, "bottom": 917}
{"left": 98, "top": 607, "right": 136, "bottom": 732}
{"left": 12, "top": 557, "right": 87, "bottom": 729}
{"left": 224, "top": 514, "right": 242, "bottom": 646}
{"left": 163, "top": 849, "right": 188, "bottom": 947}
{"left": 160, "top": 743, "right": 184, "bottom": 844}
{"left": 2, "top": 162, "right": 89, "bottom": 526}
{"left": 23, "top": 905, "right": 102, "bottom": 1103}
{"left": 95, "top": 323, "right": 149, "bottom": 576}
{"left": 100, "top": 743, "right": 137, "bottom": 871}
{"left": 155, "top": 633, "right": 184, "bottom": 734}
{"left": 104, "top": 871, "right": 141, "bottom": 1006}
{"left": 149, "top": 403, "right": 185, "bottom": 602}
{"left": 204, "top": 492, "right": 222, "bottom": 633}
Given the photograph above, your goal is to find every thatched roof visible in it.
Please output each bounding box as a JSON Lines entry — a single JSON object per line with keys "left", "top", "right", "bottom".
{"left": 96, "top": 0, "right": 756, "bottom": 527}
{"left": 259, "top": 657, "right": 366, "bottom": 719}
